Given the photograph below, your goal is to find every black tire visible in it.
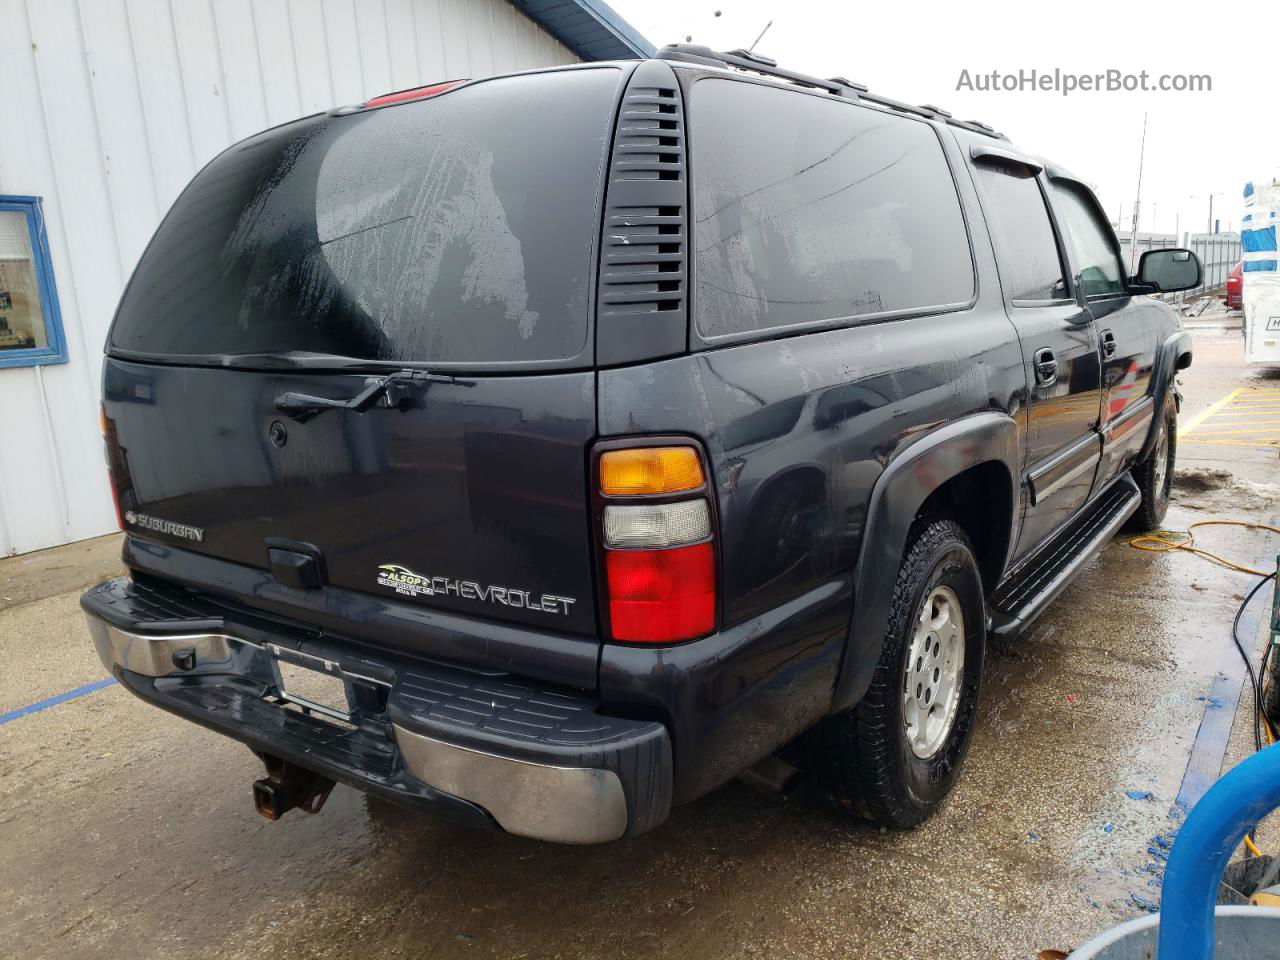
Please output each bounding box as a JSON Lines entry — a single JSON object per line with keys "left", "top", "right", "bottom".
{"left": 1126, "top": 404, "right": 1176, "bottom": 532}
{"left": 806, "top": 518, "right": 986, "bottom": 828}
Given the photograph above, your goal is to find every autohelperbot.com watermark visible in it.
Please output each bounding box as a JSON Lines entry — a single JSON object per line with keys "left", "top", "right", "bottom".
{"left": 956, "top": 68, "right": 1212, "bottom": 96}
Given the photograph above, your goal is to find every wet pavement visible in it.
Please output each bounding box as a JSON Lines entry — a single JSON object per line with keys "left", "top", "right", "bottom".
{"left": 2, "top": 321, "right": 1277, "bottom": 960}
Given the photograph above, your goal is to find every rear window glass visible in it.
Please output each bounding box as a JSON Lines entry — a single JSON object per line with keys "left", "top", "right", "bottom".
{"left": 691, "top": 78, "right": 974, "bottom": 339}
{"left": 110, "top": 68, "right": 621, "bottom": 366}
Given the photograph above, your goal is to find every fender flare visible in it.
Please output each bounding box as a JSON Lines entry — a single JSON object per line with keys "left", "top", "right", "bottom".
{"left": 829, "top": 412, "right": 1021, "bottom": 714}
{"left": 1136, "top": 330, "right": 1192, "bottom": 462}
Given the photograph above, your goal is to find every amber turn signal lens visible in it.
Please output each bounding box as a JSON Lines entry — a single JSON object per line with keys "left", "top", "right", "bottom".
{"left": 600, "top": 447, "right": 705, "bottom": 496}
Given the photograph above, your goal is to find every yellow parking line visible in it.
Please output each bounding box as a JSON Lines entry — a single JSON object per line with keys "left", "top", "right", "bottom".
{"left": 1192, "top": 423, "right": 1280, "bottom": 432}
{"left": 1181, "top": 436, "right": 1278, "bottom": 443}
{"left": 1219, "top": 424, "right": 1280, "bottom": 430}
{"left": 1182, "top": 439, "right": 1279, "bottom": 447}
{"left": 1184, "top": 427, "right": 1280, "bottom": 437}
{"left": 1194, "top": 419, "right": 1280, "bottom": 427}
{"left": 1176, "top": 384, "right": 1280, "bottom": 448}
{"left": 1179, "top": 388, "right": 1242, "bottom": 438}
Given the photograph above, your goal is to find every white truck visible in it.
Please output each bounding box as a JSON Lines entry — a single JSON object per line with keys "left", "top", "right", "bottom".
{"left": 1242, "top": 179, "right": 1280, "bottom": 366}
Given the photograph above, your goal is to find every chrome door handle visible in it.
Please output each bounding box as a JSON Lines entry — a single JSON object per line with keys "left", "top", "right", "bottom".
{"left": 1101, "top": 329, "right": 1117, "bottom": 359}
{"left": 1033, "top": 348, "right": 1058, "bottom": 386}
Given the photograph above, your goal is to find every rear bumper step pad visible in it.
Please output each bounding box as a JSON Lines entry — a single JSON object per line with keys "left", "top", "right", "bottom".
{"left": 82, "top": 576, "right": 671, "bottom": 843}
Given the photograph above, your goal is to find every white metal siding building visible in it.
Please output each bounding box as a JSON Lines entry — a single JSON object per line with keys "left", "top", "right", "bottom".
{"left": 0, "top": 0, "right": 648, "bottom": 556}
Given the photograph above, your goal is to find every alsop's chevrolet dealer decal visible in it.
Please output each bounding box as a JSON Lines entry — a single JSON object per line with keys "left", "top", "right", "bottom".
{"left": 375, "top": 564, "right": 577, "bottom": 616}
{"left": 123, "top": 510, "right": 205, "bottom": 543}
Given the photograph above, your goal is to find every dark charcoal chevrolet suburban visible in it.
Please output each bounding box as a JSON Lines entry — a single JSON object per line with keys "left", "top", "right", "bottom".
{"left": 83, "top": 46, "right": 1199, "bottom": 843}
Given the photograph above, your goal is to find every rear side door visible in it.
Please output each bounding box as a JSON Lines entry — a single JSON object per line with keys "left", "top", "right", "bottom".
{"left": 967, "top": 149, "right": 1102, "bottom": 557}
{"left": 1047, "top": 177, "right": 1158, "bottom": 486}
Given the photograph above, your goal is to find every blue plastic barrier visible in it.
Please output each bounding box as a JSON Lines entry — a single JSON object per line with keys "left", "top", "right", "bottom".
{"left": 1158, "top": 741, "right": 1280, "bottom": 960}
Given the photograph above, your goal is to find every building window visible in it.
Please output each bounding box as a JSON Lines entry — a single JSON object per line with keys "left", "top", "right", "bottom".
{"left": 0, "top": 196, "right": 67, "bottom": 368}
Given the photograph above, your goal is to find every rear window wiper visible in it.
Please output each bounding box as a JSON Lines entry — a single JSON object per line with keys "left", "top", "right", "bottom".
{"left": 275, "top": 369, "right": 474, "bottom": 422}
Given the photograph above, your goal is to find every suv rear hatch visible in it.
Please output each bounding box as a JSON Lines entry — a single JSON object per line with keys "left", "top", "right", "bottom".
{"left": 102, "top": 66, "right": 629, "bottom": 645}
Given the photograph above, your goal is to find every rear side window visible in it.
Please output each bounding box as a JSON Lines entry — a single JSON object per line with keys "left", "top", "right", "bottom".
{"left": 1050, "top": 181, "right": 1127, "bottom": 297}
{"left": 972, "top": 163, "right": 1067, "bottom": 303}
{"left": 110, "top": 68, "right": 621, "bottom": 367}
{"left": 691, "top": 78, "right": 974, "bottom": 339}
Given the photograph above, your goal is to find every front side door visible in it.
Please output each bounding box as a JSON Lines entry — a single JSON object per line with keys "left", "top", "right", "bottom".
{"left": 1047, "top": 178, "right": 1159, "bottom": 487}
{"left": 969, "top": 153, "right": 1103, "bottom": 558}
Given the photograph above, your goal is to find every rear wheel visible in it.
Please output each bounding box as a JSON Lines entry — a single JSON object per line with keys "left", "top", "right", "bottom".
{"left": 1127, "top": 404, "right": 1176, "bottom": 532}
{"left": 806, "top": 518, "right": 985, "bottom": 828}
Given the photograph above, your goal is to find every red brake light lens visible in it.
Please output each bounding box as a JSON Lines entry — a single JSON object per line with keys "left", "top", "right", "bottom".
{"left": 605, "top": 543, "right": 715, "bottom": 644}
{"left": 363, "top": 79, "right": 466, "bottom": 109}
{"left": 99, "top": 404, "right": 124, "bottom": 531}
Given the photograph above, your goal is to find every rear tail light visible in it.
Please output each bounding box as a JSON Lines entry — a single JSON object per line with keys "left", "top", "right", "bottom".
{"left": 600, "top": 447, "right": 705, "bottom": 495}
{"left": 596, "top": 442, "right": 716, "bottom": 644}
{"left": 603, "top": 500, "right": 710, "bottom": 549}
{"left": 605, "top": 544, "right": 715, "bottom": 644}
{"left": 99, "top": 404, "right": 124, "bottom": 530}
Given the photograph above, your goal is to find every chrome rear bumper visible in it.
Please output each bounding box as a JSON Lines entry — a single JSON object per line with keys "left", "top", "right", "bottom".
{"left": 83, "top": 588, "right": 668, "bottom": 844}
{"left": 394, "top": 728, "right": 627, "bottom": 844}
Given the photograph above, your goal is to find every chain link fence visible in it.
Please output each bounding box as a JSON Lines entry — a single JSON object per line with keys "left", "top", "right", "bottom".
{"left": 1117, "top": 232, "right": 1241, "bottom": 298}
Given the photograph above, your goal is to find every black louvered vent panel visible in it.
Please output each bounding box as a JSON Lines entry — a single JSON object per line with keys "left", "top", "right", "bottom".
{"left": 596, "top": 60, "right": 688, "bottom": 366}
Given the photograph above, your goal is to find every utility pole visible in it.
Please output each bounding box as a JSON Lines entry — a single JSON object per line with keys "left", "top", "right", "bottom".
{"left": 1207, "top": 193, "right": 1215, "bottom": 235}
{"left": 1175, "top": 210, "right": 1185, "bottom": 303}
{"left": 1129, "top": 112, "right": 1148, "bottom": 272}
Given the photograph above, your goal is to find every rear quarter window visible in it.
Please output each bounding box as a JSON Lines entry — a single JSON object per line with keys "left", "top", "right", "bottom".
{"left": 691, "top": 78, "right": 974, "bottom": 340}
{"left": 110, "top": 67, "right": 622, "bottom": 367}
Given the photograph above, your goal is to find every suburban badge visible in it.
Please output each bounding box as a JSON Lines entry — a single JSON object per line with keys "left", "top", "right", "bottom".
{"left": 123, "top": 511, "right": 205, "bottom": 543}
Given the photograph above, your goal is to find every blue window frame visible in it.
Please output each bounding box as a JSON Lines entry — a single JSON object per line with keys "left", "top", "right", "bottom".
{"left": 0, "top": 196, "right": 68, "bottom": 368}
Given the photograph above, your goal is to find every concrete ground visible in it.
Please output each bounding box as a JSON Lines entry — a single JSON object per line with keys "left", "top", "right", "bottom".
{"left": 1, "top": 315, "right": 1277, "bottom": 960}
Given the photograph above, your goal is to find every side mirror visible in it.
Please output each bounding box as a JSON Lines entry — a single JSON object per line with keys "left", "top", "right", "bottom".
{"left": 1134, "top": 248, "right": 1202, "bottom": 293}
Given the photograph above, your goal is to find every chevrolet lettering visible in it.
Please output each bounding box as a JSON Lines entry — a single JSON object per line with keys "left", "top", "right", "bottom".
{"left": 376, "top": 564, "right": 577, "bottom": 615}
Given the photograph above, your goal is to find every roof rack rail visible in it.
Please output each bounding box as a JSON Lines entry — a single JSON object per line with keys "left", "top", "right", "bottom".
{"left": 655, "top": 43, "right": 1007, "bottom": 142}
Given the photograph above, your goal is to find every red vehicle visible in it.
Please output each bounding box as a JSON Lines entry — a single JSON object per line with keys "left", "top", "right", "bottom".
{"left": 1226, "top": 260, "right": 1243, "bottom": 309}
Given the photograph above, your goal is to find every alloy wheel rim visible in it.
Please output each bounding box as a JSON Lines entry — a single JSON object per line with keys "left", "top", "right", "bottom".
{"left": 1153, "top": 420, "right": 1170, "bottom": 496}
{"left": 903, "top": 585, "right": 965, "bottom": 759}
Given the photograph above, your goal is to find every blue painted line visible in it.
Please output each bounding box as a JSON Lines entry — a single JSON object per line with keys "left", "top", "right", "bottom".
{"left": 1175, "top": 671, "right": 1243, "bottom": 814}
{"left": 0, "top": 677, "right": 117, "bottom": 726}
{"left": 1174, "top": 553, "right": 1277, "bottom": 813}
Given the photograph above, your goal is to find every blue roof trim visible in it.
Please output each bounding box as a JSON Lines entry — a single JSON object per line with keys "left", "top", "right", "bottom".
{"left": 510, "top": 0, "right": 655, "bottom": 61}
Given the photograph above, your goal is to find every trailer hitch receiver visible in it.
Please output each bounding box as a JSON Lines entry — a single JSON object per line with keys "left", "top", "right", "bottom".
{"left": 252, "top": 753, "right": 336, "bottom": 820}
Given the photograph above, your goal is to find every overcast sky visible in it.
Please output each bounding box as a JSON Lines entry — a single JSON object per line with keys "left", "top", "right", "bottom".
{"left": 610, "top": 0, "right": 1279, "bottom": 238}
